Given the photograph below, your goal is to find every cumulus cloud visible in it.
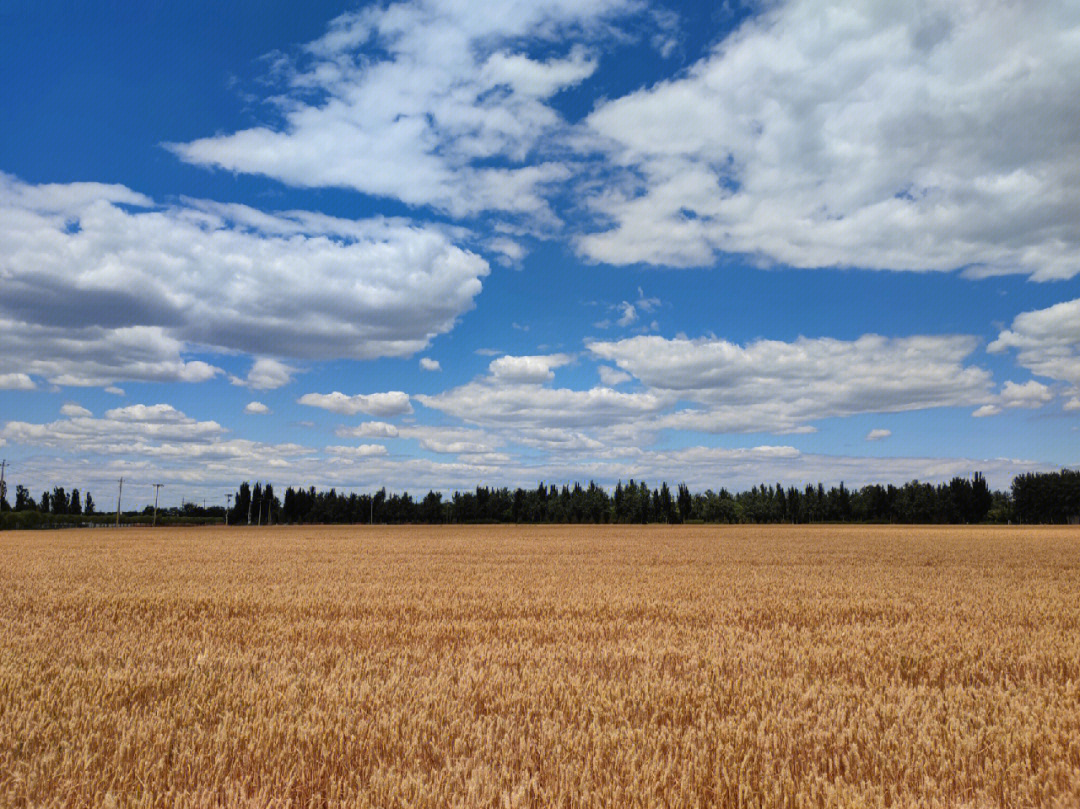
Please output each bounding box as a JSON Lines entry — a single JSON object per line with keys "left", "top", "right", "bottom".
{"left": 244, "top": 401, "right": 271, "bottom": 415}
{"left": 0, "top": 174, "right": 488, "bottom": 386}
{"left": 1064, "top": 397, "right": 1080, "bottom": 412}
{"left": 989, "top": 297, "right": 1080, "bottom": 390}
{"left": 866, "top": 429, "right": 891, "bottom": 442}
{"left": 170, "top": 0, "right": 638, "bottom": 221}
{"left": 417, "top": 382, "right": 670, "bottom": 430}
{"left": 3, "top": 404, "right": 225, "bottom": 450}
{"left": 580, "top": 0, "right": 1080, "bottom": 280}
{"left": 342, "top": 421, "right": 401, "bottom": 439}
{"left": 0, "top": 373, "right": 35, "bottom": 390}
{"left": 970, "top": 380, "right": 1054, "bottom": 418}
{"left": 231, "top": 358, "right": 297, "bottom": 391}
{"left": 298, "top": 391, "right": 413, "bottom": 417}
{"left": 106, "top": 404, "right": 197, "bottom": 423}
{"left": 419, "top": 357, "right": 442, "bottom": 372}
{"left": 598, "top": 365, "right": 631, "bottom": 386}
{"left": 60, "top": 403, "right": 92, "bottom": 418}
{"left": 337, "top": 422, "right": 501, "bottom": 456}
{"left": 997, "top": 380, "right": 1053, "bottom": 409}
{"left": 325, "top": 444, "right": 389, "bottom": 458}
{"left": 588, "top": 333, "right": 992, "bottom": 433}
{"left": 488, "top": 353, "right": 573, "bottom": 384}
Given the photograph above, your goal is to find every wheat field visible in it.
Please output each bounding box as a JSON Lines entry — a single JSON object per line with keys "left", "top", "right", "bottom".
{"left": 2, "top": 524, "right": 1079, "bottom": 808}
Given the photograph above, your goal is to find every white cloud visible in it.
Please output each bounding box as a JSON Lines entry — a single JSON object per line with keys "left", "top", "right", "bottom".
{"left": 244, "top": 401, "right": 272, "bottom": 415}
{"left": 106, "top": 404, "right": 195, "bottom": 423}
{"left": 170, "top": 0, "right": 636, "bottom": 220}
{"left": 419, "top": 357, "right": 442, "bottom": 372}
{"left": 998, "top": 380, "right": 1053, "bottom": 409}
{"left": 487, "top": 237, "right": 526, "bottom": 265}
{"left": 616, "top": 302, "right": 637, "bottom": 327}
{"left": 598, "top": 365, "right": 631, "bottom": 386}
{"left": 3, "top": 404, "right": 225, "bottom": 449}
{"left": 325, "top": 444, "right": 389, "bottom": 458}
{"left": 342, "top": 421, "right": 400, "bottom": 439}
{"left": 0, "top": 402, "right": 1052, "bottom": 502}
{"left": 60, "top": 403, "right": 92, "bottom": 418}
{"left": 0, "top": 402, "right": 322, "bottom": 503}
{"left": 0, "top": 373, "right": 35, "bottom": 390}
{"left": 417, "top": 381, "right": 670, "bottom": 430}
{"left": 298, "top": 391, "right": 413, "bottom": 417}
{"left": 990, "top": 298, "right": 1080, "bottom": 389}
{"left": 609, "top": 289, "right": 661, "bottom": 330}
{"left": 635, "top": 288, "right": 660, "bottom": 313}
{"left": 970, "top": 380, "right": 1054, "bottom": 418}
{"left": 488, "top": 353, "right": 573, "bottom": 384}
{"left": 0, "top": 320, "right": 221, "bottom": 389}
{"left": 588, "top": 333, "right": 992, "bottom": 433}
{"left": 866, "top": 429, "right": 891, "bottom": 441}
{"left": 553, "top": 445, "right": 1049, "bottom": 492}
{"left": 0, "top": 174, "right": 489, "bottom": 385}
{"left": 338, "top": 422, "right": 500, "bottom": 456}
{"left": 580, "top": 0, "right": 1080, "bottom": 280}
{"left": 1064, "top": 397, "right": 1080, "bottom": 412}
{"left": 232, "top": 358, "right": 297, "bottom": 391}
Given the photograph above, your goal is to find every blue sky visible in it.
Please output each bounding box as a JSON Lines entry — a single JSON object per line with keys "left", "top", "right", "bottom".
{"left": 2, "top": 0, "right": 1079, "bottom": 507}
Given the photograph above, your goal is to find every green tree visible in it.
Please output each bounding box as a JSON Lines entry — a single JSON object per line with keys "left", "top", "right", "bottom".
{"left": 50, "top": 487, "right": 69, "bottom": 515}
{"left": 233, "top": 481, "right": 251, "bottom": 525}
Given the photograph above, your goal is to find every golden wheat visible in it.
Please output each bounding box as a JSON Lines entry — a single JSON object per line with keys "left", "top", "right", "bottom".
{"left": 2, "top": 524, "right": 1079, "bottom": 808}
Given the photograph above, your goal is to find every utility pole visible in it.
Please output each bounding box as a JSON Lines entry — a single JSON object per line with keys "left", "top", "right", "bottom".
{"left": 115, "top": 477, "right": 123, "bottom": 527}
{"left": 257, "top": 497, "right": 263, "bottom": 527}
{"left": 247, "top": 492, "right": 253, "bottom": 526}
{"left": 0, "top": 459, "right": 7, "bottom": 510}
{"left": 151, "top": 483, "right": 164, "bottom": 527}
{"left": 225, "top": 493, "right": 232, "bottom": 526}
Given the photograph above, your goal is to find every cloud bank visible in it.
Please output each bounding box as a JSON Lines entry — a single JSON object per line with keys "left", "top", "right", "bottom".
{"left": 0, "top": 174, "right": 488, "bottom": 386}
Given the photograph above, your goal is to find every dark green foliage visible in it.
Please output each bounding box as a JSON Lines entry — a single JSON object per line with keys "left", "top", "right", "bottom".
{"left": 5, "top": 469, "right": 1078, "bottom": 530}
{"left": 1012, "top": 469, "right": 1080, "bottom": 524}
{"left": 268, "top": 471, "right": 1038, "bottom": 525}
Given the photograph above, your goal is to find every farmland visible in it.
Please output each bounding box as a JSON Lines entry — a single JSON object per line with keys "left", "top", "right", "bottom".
{"left": 2, "top": 525, "right": 1079, "bottom": 808}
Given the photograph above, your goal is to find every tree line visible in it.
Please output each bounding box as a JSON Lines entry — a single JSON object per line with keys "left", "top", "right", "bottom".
{"left": 223, "top": 470, "right": 1077, "bottom": 526}
{"left": 4, "top": 484, "right": 97, "bottom": 516}
{"left": 0, "top": 482, "right": 221, "bottom": 529}
{"left": 4, "top": 470, "right": 1078, "bottom": 529}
